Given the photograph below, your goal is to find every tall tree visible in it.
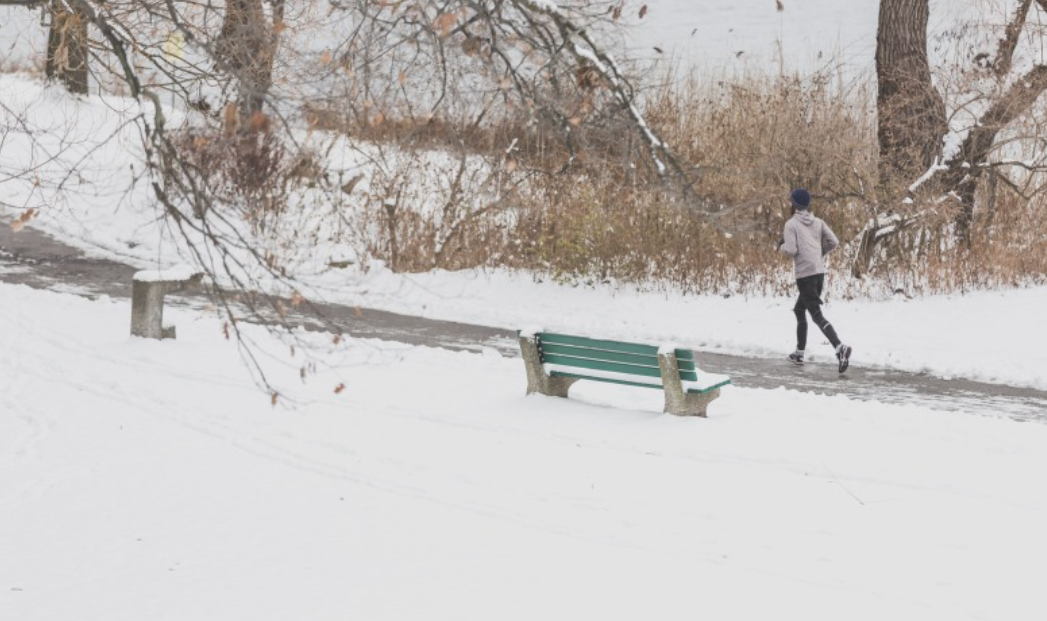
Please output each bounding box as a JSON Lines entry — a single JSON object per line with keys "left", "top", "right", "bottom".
{"left": 0, "top": 0, "right": 89, "bottom": 93}
{"left": 875, "top": 0, "right": 946, "bottom": 198}
{"left": 858, "top": 0, "right": 1047, "bottom": 275}
{"left": 215, "top": 0, "right": 284, "bottom": 122}
{"left": 45, "top": 0, "right": 89, "bottom": 94}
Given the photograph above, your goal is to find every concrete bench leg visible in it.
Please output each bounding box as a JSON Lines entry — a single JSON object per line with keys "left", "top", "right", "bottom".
{"left": 519, "top": 334, "right": 578, "bottom": 397}
{"left": 130, "top": 273, "right": 202, "bottom": 340}
{"left": 658, "top": 351, "right": 719, "bottom": 417}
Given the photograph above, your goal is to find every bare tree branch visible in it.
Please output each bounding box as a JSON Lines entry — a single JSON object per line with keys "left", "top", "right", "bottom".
{"left": 994, "top": 0, "right": 1033, "bottom": 77}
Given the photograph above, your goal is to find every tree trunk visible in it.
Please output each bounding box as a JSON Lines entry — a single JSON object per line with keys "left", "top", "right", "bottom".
{"left": 216, "top": 0, "right": 278, "bottom": 123}
{"left": 943, "top": 63, "right": 1047, "bottom": 245}
{"left": 871, "top": 0, "right": 1047, "bottom": 257}
{"left": 875, "top": 0, "right": 946, "bottom": 201}
{"left": 45, "top": 0, "right": 89, "bottom": 95}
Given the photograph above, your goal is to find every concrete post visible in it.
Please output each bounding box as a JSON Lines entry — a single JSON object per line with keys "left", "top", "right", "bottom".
{"left": 518, "top": 333, "right": 577, "bottom": 398}
{"left": 130, "top": 271, "right": 202, "bottom": 340}
{"left": 658, "top": 349, "right": 720, "bottom": 417}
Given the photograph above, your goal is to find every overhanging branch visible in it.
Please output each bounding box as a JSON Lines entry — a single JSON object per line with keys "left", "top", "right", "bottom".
{"left": 512, "top": 0, "right": 696, "bottom": 199}
{"left": 994, "top": 0, "right": 1033, "bottom": 77}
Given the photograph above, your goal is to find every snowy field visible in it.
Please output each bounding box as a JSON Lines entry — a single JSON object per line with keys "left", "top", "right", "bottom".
{"left": 3, "top": 282, "right": 1047, "bottom": 621}
{"left": 4, "top": 3, "right": 1047, "bottom": 619}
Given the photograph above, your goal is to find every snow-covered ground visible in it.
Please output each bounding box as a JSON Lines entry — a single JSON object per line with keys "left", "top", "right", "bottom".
{"left": 306, "top": 264, "right": 1047, "bottom": 391}
{"left": 4, "top": 4, "right": 1047, "bottom": 618}
{"left": 3, "top": 281, "right": 1047, "bottom": 621}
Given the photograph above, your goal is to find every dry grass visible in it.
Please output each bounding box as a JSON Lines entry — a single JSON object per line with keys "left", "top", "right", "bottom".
{"left": 358, "top": 68, "right": 879, "bottom": 294}
{"left": 298, "top": 68, "right": 1047, "bottom": 297}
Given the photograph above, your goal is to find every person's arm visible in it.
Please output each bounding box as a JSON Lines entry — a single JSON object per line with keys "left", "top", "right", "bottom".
{"left": 821, "top": 221, "right": 839, "bottom": 256}
{"left": 780, "top": 221, "right": 798, "bottom": 257}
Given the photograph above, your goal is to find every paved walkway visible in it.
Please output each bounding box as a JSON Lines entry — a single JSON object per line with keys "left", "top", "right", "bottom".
{"left": 3, "top": 222, "right": 1046, "bottom": 421}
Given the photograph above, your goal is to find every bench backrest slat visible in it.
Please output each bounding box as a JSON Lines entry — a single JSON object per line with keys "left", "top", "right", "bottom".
{"left": 541, "top": 342, "right": 650, "bottom": 367}
{"left": 540, "top": 343, "right": 695, "bottom": 372}
{"left": 542, "top": 352, "right": 666, "bottom": 379}
{"left": 540, "top": 332, "right": 657, "bottom": 357}
{"left": 541, "top": 333, "right": 695, "bottom": 363}
{"left": 540, "top": 342, "right": 697, "bottom": 372}
{"left": 537, "top": 334, "right": 699, "bottom": 382}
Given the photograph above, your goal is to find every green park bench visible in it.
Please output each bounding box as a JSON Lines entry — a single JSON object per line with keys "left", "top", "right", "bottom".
{"left": 517, "top": 329, "right": 731, "bottom": 417}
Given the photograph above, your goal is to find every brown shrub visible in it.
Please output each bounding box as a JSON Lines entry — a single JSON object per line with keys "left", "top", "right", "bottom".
{"left": 322, "top": 68, "right": 1047, "bottom": 296}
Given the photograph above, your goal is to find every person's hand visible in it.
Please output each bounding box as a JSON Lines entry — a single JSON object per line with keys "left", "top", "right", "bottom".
{"left": 776, "top": 238, "right": 785, "bottom": 250}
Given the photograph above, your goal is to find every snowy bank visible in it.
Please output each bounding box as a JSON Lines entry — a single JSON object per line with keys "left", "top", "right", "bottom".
{"left": 2, "top": 282, "right": 1047, "bottom": 620}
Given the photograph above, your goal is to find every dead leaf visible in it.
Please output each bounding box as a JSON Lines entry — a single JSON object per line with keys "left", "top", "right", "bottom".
{"left": 9, "top": 208, "right": 36, "bottom": 232}
{"left": 320, "top": 50, "right": 333, "bottom": 65}
{"left": 639, "top": 4, "right": 648, "bottom": 19}
{"left": 222, "top": 103, "right": 239, "bottom": 136}
{"left": 249, "top": 111, "right": 270, "bottom": 132}
{"left": 341, "top": 174, "right": 365, "bottom": 195}
{"left": 334, "top": 383, "right": 346, "bottom": 394}
{"left": 290, "top": 291, "right": 304, "bottom": 307}
{"left": 776, "top": 0, "right": 784, "bottom": 12}
{"left": 461, "top": 36, "right": 481, "bottom": 56}
{"left": 433, "top": 12, "right": 458, "bottom": 37}
{"left": 271, "top": 392, "right": 279, "bottom": 406}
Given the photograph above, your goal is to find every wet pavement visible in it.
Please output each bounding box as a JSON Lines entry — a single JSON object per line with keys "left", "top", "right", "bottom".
{"left": 3, "top": 222, "right": 1046, "bottom": 422}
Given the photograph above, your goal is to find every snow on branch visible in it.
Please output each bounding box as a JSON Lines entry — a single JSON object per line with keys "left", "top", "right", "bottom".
{"left": 513, "top": 0, "right": 693, "bottom": 193}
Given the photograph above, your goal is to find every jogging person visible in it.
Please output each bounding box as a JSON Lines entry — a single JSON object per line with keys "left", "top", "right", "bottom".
{"left": 778, "top": 188, "right": 852, "bottom": 373}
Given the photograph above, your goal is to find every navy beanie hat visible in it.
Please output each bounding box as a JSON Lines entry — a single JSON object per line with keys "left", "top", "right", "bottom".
{"left": 791, "top": 188, "right": 811, "bottom": 210}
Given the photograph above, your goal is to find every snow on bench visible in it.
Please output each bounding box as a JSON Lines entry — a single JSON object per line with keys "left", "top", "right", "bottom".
{"left": 517, "top": 329, "right": 731, "bottom": 417}
{"left": 130, "top": 267, "right": 203, "bottom": 340}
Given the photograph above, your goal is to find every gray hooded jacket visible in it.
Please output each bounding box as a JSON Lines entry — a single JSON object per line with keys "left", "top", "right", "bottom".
{"left": 780, "top": 211, "right": 839, "bottom": 279}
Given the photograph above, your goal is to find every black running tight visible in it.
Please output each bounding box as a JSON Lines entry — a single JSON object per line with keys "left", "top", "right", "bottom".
{"left": 793, "top": 274, "right": 841, "bottom": 351}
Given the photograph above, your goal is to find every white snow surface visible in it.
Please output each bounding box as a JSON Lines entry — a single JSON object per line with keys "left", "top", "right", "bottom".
{"left": 3, "top": 5, "right": 1047, "bottom": 617}
{"left": 3, "top": 281, "right": 1047, "bottom": 621}
{"left": 133, "top": 265, "right": 200, "bottom": 283}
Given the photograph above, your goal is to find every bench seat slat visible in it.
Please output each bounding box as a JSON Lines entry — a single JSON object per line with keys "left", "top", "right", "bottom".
{"left": 549, "top": 369, "right": 731, "bottom": 394}
{"left": 685, "top": 377, "right": 733, "bottom": 394}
